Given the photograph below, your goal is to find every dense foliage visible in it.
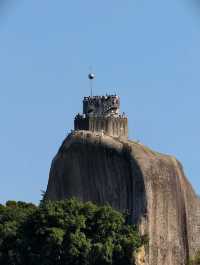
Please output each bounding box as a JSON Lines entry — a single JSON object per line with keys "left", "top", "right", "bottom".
{"left": 0, "top": 198, "right": 143, "bottom": 265}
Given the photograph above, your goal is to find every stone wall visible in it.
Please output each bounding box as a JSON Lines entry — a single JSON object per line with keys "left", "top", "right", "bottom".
{"left": 74, "top": 116, "right": 128, "bottom": 139}
{"left": 83, "top": 95, "right": 120, "bottom": 117}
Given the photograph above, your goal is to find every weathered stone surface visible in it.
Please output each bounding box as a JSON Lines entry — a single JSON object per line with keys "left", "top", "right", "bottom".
{"left": 46, "top": 130, "right": 200, "bottom": 265}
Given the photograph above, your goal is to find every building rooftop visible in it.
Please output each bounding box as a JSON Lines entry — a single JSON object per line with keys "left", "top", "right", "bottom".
{"left": 74, "top": 94, "right": 128, "bottom": 139}
{"left": 83, "top": 95, "right": 121, "bottom": 117}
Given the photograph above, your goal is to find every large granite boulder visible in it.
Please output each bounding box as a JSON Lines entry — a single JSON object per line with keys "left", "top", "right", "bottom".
{"left": 46, "top": 130, "right": 200, "bottom": 265}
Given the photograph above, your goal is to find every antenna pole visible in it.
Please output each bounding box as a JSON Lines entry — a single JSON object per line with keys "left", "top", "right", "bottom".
{"left": 88, "top": 73, "right": 95, "bottom": 97}
{"left": 90, "top": 78, "right": 93, "bottom": 97}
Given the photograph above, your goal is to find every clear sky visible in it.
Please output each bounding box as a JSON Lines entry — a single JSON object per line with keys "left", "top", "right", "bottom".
{"left": 0, "top": 0, "right": 200, "bottom": 204}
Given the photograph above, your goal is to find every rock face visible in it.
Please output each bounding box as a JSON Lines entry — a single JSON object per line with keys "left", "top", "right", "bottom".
{"left": 46, "top": 130, "right": 200, "bottom": 265}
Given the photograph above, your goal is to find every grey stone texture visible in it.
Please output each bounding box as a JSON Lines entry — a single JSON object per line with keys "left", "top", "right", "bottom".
{"left": 74, "top": 116, "right": 128, "bottom": 139}
{"left": 83, "top": 95, "right": 121, "bottom": 117}
{"left": 46, "top": 130, "right": 200, "bottom": 265}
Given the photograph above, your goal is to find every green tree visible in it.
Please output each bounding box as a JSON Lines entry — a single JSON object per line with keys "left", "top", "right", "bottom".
{"left": 0, "top": 198, "right": 143, "bottom": 265}
{"left": 0, "top": 201, "right": 36, "bottom": 265}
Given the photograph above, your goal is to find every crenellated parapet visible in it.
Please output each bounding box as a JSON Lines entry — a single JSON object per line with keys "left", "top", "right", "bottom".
{"left": 74, "top": 95, "right": 128, "bottom": 139}
{"left": 83, "top": 95, "right": 120, "bottom": 117}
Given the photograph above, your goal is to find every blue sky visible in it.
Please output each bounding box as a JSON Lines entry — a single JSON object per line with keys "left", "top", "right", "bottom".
{"left": 0, "top": 0, "right": 200, "bottom": 204}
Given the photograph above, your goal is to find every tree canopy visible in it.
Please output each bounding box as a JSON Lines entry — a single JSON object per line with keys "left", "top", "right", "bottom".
{"left": 0, "top": 198, "right": 143, "bottom": 265}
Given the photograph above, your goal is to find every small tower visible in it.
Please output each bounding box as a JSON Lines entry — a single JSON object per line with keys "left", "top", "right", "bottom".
{"left": 74, "top": 74, "right": 128, "bottom": 138}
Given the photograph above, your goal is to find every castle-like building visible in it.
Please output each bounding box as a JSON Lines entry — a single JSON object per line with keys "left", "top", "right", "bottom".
{"left": 74, "top": 95, "right": 128, "bottom": 139}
